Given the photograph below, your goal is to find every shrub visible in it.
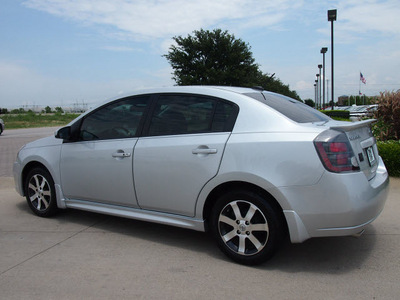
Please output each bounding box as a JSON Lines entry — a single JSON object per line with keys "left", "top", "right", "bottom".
{"left": 372, "top": 119, "right": 393, "bottom": 141}
{"left": 377, "top": 140, "right": 400, "bottom": 177}
{"left": 373, "top": 91, "right": 400, "bottom": 141}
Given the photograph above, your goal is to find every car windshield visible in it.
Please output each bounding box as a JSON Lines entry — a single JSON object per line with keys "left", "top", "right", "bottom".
{"left": 244, "top": 91, "right": 331, "bottom": 123}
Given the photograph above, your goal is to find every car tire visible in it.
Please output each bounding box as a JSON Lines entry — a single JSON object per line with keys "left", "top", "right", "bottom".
{"left": 25, "top": 168, "right": 58, "bottom": 217}
{"left": 210, "top": 189, "right": 284, "bottom": 265}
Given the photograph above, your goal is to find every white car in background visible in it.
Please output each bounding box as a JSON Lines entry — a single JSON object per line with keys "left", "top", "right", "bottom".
{"left": 13, "top": 86, "right": 389, "bottom": 265}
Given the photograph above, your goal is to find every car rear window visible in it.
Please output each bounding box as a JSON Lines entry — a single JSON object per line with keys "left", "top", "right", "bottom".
{"left": 244, "top": 92, "right": 331, "bottom": 123}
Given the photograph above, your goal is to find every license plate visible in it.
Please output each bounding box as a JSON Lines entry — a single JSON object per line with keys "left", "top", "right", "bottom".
{"left": 366, "top": 146, "right": 376, "bottom": 166}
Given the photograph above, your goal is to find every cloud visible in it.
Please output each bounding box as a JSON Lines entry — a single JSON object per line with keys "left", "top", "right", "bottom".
{"left": 338, "top": 0, "right": 400, "bottom": 35}
{"left": 294, "top": 80, "right": 312, "bottom": 92}
{"left": 23, "top": 0, "right": 296, "bottom": 40}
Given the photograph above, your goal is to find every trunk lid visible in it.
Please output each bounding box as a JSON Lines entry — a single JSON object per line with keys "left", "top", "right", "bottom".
{"left": 330, "top": 119, "right": 378, "bottom": 180}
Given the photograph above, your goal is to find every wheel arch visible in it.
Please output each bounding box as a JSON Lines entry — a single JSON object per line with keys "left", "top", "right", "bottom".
{"left": 21, "top": 161, "right": 52, "bottom": 196}
{"left": 202, "top": 181, "right": 288, "bottom": 234}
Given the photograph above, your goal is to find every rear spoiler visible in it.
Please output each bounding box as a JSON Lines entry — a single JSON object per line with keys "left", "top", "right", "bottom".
{"left": 330, "top": 119, "right": 376, "bottom": 132}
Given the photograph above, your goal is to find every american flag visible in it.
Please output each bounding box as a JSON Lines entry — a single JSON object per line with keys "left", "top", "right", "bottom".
{"left": 360, "top": 72, "right": 366, "bottom": 84}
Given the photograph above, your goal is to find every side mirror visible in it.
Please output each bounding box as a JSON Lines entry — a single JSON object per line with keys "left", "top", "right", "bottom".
{"left": 55, "top": 126, "right": 72, "bottom": 141}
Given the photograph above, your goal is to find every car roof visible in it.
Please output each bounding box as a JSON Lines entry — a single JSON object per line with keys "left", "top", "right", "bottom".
{"left": 110, "top": 86, "right": 261, "bottom": 100}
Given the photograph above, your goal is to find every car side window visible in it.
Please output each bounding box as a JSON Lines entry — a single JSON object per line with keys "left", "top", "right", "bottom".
{"left": 80, "top": 96, "right": 149, "bottom": 141}
{"left": 147, "top": 95, "right": 239, "bottom": 136}
{"left": 212, "top": 101, "right": 239, "bottom": 132}
{"left": 148, "top": 95, "right": 211, "bottom": 136}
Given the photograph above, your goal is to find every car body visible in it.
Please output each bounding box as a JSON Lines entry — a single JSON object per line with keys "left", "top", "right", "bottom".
{"left": 0, "top": 118, "right": 4, "bottom": 135}
{"left": 14, "top": 86, "right": 389, "bottom": 265}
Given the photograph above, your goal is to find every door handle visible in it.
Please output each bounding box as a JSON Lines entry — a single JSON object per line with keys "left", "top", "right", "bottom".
{"left": 192, "top": 148, "right": 218, "bottom": 155}
{"left": 112, "top": 151, "right": 131, "bottom": 158}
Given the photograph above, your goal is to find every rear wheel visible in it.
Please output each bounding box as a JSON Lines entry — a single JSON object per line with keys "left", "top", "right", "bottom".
{"left": 210, "top": 190, "right": 284, "bottom": 265}
{"left": 25, "top": 168, "right": 58, "bottom": 217}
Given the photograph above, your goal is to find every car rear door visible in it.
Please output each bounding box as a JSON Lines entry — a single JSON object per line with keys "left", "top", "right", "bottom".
{"left": 133, "top": 94, "right": 238, "bottom": 217}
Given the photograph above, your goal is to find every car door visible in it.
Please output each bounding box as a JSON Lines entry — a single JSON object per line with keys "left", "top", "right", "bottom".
{"left": 59, "top": 95, "right": 150, "bottom": 207}
{"left": 134, "top": 94, "right": 238, "bottom": 217}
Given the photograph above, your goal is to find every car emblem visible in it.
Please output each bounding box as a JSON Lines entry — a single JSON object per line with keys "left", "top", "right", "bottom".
{"left": 348, "top": 134, "right": 361, "bottom": 141}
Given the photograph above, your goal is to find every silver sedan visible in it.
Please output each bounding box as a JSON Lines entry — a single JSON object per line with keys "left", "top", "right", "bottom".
{"left": 13, "top": 86, "right": 389, "bottom": 265}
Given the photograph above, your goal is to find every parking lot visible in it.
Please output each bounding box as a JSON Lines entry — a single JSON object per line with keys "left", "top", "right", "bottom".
{"left": 1, "top": 128, "right": 399, "bottom": 299}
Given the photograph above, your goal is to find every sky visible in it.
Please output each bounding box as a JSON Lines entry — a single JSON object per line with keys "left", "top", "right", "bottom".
{"left": 1, "top": 0, "right": 399, "bottom": 109}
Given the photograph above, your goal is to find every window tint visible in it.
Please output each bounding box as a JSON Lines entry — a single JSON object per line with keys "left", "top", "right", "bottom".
{"left": 212, "top": 101, "right": 238, "bottom": 132}
{"left": 148, "top": 95, "right": 238, "bottom": 136}
{"left": 80, "top": 96, "right": 149, "bottom": 141}
{"left": 244, "top": 92, "right": 330, "bottom": 123}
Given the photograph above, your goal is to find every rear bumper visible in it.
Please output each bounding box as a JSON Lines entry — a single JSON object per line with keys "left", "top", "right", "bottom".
{"left": 281, "top": 156, "right": 389, "bottom": 243}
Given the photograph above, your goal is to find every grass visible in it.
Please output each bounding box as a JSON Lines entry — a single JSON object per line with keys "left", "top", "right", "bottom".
{"left": 1, "top": 113, "right": 81, "bottom": 129}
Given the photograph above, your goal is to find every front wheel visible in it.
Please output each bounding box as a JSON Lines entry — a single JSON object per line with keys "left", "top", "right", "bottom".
{"left": 210, "top": 190, "right": 285, "bottom": 265}
{"left": 25, "top": 168, "right": 58, "bottom": 217}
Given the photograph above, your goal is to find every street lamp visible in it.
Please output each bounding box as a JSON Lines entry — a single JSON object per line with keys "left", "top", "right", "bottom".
{"left": 318, "top": 64, "right": 322, "bottom": 110}
{"left": 320, "top": 47, "right": 328, "bottom": 109}
{"left": 328, "top": 9, "right": 337, "bottom": 110}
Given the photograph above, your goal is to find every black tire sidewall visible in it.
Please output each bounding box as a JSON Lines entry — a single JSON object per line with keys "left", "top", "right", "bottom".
{"left": 25, "top": 168, "right": 58, "bottom": 217}
{"left": 210, "top": 190, "right": 283, "bottom": 265}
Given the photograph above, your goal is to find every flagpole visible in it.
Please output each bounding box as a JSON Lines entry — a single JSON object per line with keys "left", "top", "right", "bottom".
{"left": 359, "top": 72, "right": 366, "bottom": 105}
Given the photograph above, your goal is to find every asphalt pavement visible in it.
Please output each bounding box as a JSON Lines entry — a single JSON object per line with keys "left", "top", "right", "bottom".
{"left": 0, "top": 128, "right": 399, "bottom": 299}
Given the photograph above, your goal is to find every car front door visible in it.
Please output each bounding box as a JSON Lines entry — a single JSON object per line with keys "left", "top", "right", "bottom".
{"left": 59, "top": 95, "right": 150, "bottom": 207}
{"left": 134, "top": 94, "right": 238, "bottom": 217}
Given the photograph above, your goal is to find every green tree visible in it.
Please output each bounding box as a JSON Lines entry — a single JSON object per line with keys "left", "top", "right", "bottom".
{"left": 349, "top": 96, "right": 355, "bottom": 106}
{"left": 304, "top": 99, "right": 315, "bottom": 107}
{"left": 164, "top": 28, "right": 300, "bottom": 100}
{"left": 55, "top": 107, "right": 64, "bottom": 114}
{"left": 164, "top": 29, "right": 259, "bottom": 86}
{"left": 11, "top": 108, "right": 25, "bottom": 114}
{"left": 44, "top": 106, "right": 52, "bottom": 114}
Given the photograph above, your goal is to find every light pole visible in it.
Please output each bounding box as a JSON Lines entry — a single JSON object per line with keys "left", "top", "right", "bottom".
{"left": 328, "top": 9, "right": 337, "bottom": 110}
{"left": 327, "top": 79, "right": 330, "bottom": 107}
{"left": 318, "top": 64, "right": 322, "bottom": 110}
{"left": 315, "top": 80, "right": 318, "bottom": 109}
{"left": 314, "top": 83, "right": 317, "bottom": 108}
{"left": 316, "top": 74, "right": 320, "bottom": 110}
{"left": 320, "top": 47, "right": 328, "bottom": 109}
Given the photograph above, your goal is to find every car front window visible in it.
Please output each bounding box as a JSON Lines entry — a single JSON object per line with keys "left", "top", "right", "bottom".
{"left": 80, "top": 96, "right": 149, "bottom": 141}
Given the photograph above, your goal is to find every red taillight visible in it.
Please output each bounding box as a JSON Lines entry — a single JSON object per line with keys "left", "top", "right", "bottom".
{"left": 314, "top": 130, "right": 359, "bottom": 173}
{"left": 330, "top": 142, "right": 347, "bottom": 152}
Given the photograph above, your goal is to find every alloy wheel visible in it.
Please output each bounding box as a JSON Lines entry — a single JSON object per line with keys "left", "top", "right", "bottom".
{"left": 27, "top": 174, "right": 52, "bottom": 212}
{"left": 218, "top": 200, "right": 269, "bottom": 256}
